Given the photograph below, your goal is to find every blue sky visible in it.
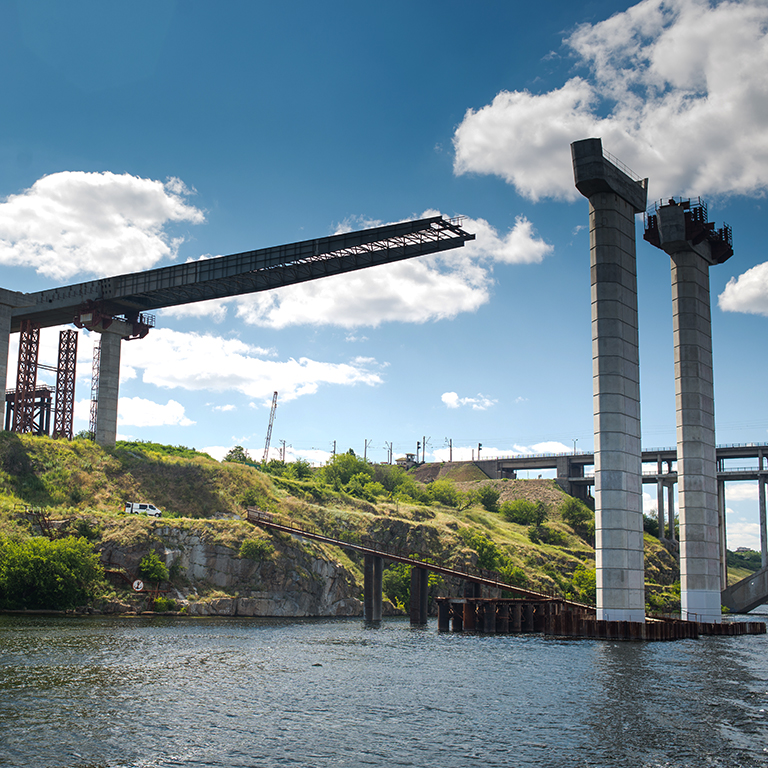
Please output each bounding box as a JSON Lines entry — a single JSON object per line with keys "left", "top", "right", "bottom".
{"left": 1, "top": 0, "right": 767, "bottom": 547}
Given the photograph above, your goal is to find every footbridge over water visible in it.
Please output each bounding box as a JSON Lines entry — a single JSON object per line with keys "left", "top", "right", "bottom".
{"left": 245, "top": 508, "right": 765, "bottom": 639}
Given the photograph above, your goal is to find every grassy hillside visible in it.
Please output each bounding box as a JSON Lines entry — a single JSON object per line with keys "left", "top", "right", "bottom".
{"left": 0, "top": 434, "right": 685, "bottom": 613}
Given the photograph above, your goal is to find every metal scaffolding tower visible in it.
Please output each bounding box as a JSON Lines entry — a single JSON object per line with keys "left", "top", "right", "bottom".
{"left": 52, "top": 330, "right": 78, "bottom": 439}
{"left": 12, "top": 320, "right": 40, "bottom": 434}
{"left": 89, "top": 338, "right": 101, "bottom": 440}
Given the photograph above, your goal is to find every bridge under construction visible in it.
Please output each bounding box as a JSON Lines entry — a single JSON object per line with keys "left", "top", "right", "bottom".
{"left": 0, "top": 216, "right": 474, "bottom": 445}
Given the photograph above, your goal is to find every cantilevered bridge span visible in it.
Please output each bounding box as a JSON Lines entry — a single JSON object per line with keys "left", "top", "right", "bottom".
{"left": 0, "top": 216, "right": 474, "bottom": 444}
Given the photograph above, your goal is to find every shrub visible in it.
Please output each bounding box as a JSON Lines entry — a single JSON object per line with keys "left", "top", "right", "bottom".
{"left": 0, "top": 535, "right": 103, "bottom": 610}
{"left": 152, "top": 596, "right": 178, "bottom": 612}
{"left": 571, "top": 564, "right": 596, "bottom": 603}
{"left": 239, "top": 538, "right": 274, "bottom": 561}
{"left": 475, "top": 485, "right": 500, "bottom": 513}
{"left": 501, "top": 499, "right": 547, "bottom": 526}
{"left": 138, "top": 550, "right": 169, "bottom": 583}
{"left": 561, "top": 497, "right": 592, "bottom": 528}
{"left": 427, "top": 479, "right": 460, "bottom": 508}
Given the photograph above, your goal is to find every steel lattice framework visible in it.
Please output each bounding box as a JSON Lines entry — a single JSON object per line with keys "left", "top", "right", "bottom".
{"left": 9, "top": 217, "right": 475, "bottom": 330}
{"left": 52, "top": 329, "right": 78, "bottom": 440}
{"left": 12, "top": 320, "right": 40, "bottom": 433}
{"left": 89, "top": 338, "right": 101, "bottom": 440}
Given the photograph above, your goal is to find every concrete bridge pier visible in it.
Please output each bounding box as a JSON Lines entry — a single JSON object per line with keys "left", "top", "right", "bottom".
{"left": 572, "top": 137, "right": 648, "bottom": 623}
{"left": 646, "top": 199, "right": 733, "bottom": 621}
{"left": 94, "top": 320, "right": 135, "bottom": 447}
{"left": 409, "top": 566, "right": 429, "bottom": 625}
{"left": 363, "top": 554, "right": 383, "bottom": 623}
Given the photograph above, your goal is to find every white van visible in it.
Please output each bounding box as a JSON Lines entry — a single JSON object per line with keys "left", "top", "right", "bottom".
{"left": 125, "top": 502, "right": 162, "bottom": 518}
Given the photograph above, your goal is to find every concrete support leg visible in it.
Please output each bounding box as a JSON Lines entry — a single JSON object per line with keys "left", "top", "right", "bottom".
{"left": 572, "top": 138, "right": 647, "bottom": 623}
{"left": 718, "top": 479, "right": 728, "bottom": 589}
{"left": 760, "top": 477, "right": 767, "bottom": 569}
{"left": 654, "top": 202, "right": 723, "bottom": 622}
{"left": 409, "top": 566, "right": 428, "bottom": 625}
{"left": 0, "top": 305, "right": 10, "bottom": 398}
{"left": 363, "top": 554, "right": 383, "bottom": 623}
{"left": 94, "top": 330, "right": 123, "bottom": 447}
{"left": 657, "top": 479, "right": 665, "bottom": 540}
{"left": 668, "top": 484, "right": 676, "bottom": 542}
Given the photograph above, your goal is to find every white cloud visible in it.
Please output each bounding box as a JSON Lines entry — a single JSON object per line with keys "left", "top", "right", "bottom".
{"left": 211, "top": 404, "right": 236, "bottom": 412}
{"left": 73, "top": 395, "right": 194, "bottom": 428}
{"left": 441, "top": 391, "right": 497, "bottom": 411}
{"left": 453, "top": 0, "right": 768, "bottom": 202}
{"left": 718, "top": 262, "right": 768, "bottom": 316}
{"left": 727, "top": 514, "right": 761, "bottom": 551}
{"left": 0, "top": 172, "right": 204, "bottom": 280}
{"left": 119, "top": 328, "right": 384, "bottom": 402}
{"left": 723, "top": 481, "right": 758, "bottom": 502}
{"left": 117, "top": 397, "right": 195, "bottom": 427}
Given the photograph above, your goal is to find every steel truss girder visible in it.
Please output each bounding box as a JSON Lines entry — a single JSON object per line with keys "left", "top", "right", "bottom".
{"left": 10, "top": 217, "right": 475, "bottom": 330}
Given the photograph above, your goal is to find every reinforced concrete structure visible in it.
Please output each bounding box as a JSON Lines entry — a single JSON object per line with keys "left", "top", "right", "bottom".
{"left": 572, "top": 138, "right": 648, "bottom": 622}
{"left": 0, "top": 217, "right": 474, "bottom": 446}
{"left": 644, "top": 198, "right": 733, "bottom": 621}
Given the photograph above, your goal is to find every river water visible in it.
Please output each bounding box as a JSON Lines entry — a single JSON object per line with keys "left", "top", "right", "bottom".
{"left": 1, "top": 613, "right": 768, "bottom": 768}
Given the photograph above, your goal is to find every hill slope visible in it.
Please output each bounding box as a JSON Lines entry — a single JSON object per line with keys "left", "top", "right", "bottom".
{"left": 0, "top": 435, "right": 682, "bottom": 615}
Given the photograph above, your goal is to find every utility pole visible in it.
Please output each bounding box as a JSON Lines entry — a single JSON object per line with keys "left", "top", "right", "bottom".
{"left": 364, "top": 439, "right": 372, "bottom": 463}
{"left": 331, "top": 440, "right": 336, "bottom": 458}
{"left": 279, "top": 440, "right": 289, "bottom": 462}
{"left": 384, "top": 441, "right": 393, "bottom": 464}
{"left": 416, "top": 441, "right": 421, "bottom": 463}
{"left": 445, "top": 438, "right": 452, "bottom": 462}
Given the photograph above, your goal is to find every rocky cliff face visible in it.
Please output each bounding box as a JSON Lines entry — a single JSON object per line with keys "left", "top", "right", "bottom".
{"left": 99, "top": 524, "right": 364, "bottom": 617}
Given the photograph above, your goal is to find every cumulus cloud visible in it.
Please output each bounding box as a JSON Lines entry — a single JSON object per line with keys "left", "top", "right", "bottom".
{"left": 119, "top": 328, "right": 384, "bottom": 402}
{"left": 117, "top": 397, "right": 195, "bottom": 427}
{"left": 0, "top": 171, "right": 204, "bottom": 280}
{"left": 73, "top": 395, "right": 194, "bottom": 428}
{"left": 718, "top": 262, "right": 768, "bottom": 316}
{"left": 453, "top": 0, "right": 768, "bottom": 201}
{"left": 441, "top": 391, "right": 497, "bottom": 410}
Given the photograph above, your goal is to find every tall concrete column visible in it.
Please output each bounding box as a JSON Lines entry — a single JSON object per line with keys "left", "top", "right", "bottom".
{"left": 667, "top": 483, "right": 676, "bottom": 542}
{"left": 0, "top": 304, "right": 11, "bottom": 396}
{"left": 0, "top": 289, "right": 31, "bottom": 408}
{"left": 657, "top": 479, "right": 665, "bottom": 540}
{"left": 363, "top": 554, "right": 383, "bottom": 623}
{"left": 572, "top": 138, "right": 648, "bottom": 622}
{"left": 94, "top": 320, "right": 133, "bottom": 447}
{"left": 717, "top": 478, "right": 727, "bottom": 588}
{"left": 760, "top": 476, "right": 767, "bottom": 568}
{"left": 646, "top": 199, "right": 732, "bottom": 621}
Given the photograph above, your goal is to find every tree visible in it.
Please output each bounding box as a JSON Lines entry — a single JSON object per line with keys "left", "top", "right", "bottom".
{"left": 0, "top": 535, "right": 103, "bottom": 610}
{"left": 427, "top": 479, "right": 460, "bottom": 507}
{"left": 224, "top": 445, "right": 250, "bottom": 463}
{"left": 138, "top": 550, "right": 169, "bottom": 583}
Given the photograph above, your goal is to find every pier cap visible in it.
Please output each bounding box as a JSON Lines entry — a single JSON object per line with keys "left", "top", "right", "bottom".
{"left": 571, "top": 138, "right": 648, "bottom": 213}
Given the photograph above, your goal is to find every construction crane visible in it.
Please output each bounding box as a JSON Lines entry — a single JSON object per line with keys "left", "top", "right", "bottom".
{"left": 262, "top": 391, "right": 278, "bottom": 463}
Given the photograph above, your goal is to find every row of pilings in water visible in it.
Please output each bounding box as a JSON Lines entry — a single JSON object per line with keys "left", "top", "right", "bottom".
{"left": 434, "top": 598, "right": 766, "bottom": 641}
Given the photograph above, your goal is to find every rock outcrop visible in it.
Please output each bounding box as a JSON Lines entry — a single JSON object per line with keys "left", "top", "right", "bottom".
{"left": 99, "top": 524, "right": 364, "bottom": 617}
